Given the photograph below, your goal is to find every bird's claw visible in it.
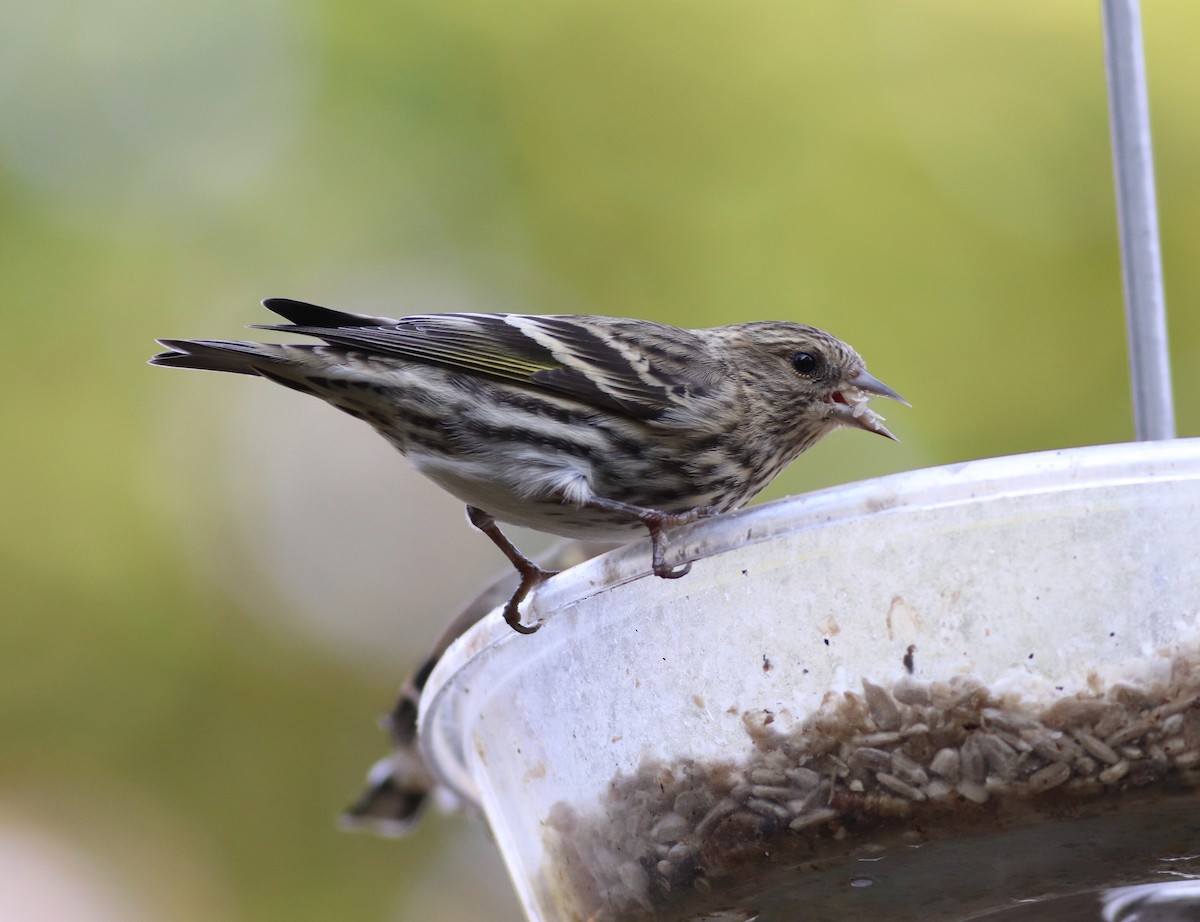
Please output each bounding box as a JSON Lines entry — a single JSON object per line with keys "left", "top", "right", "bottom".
{"left": 582, "top": 501, "right": 719, "bottom": 582}
{"left": 647, "top": 517, "right": 697, "bottom": 581}
{"left": 653, "top": 559, "right": 693, "bottom": 579}
{"left": 468, "top": 505, "right": 561, "bottom": 634}
{"left": 502, "top": 565, "right": 559, "bottom": 634}
{"left": 504, "top": 602, "right": 541, "bottom": 634}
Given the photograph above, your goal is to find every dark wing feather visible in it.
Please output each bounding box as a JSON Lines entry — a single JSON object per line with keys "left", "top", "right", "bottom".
{"left": 256, "top": 305, "right": 694, "bottom": 419}
{"left": 261, "top": 298, "right": 400, "bottom": 328}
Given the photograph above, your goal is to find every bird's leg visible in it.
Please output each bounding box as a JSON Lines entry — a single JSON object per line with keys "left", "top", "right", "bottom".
{"left": 466, "top": 506, "right": 558, "bottom": 634}
{"left": 582, "top": 497, "right": 717, "bottom": 579}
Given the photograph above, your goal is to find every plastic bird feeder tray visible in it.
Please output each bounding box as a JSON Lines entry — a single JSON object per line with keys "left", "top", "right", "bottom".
{"left": 420, "top": 440, "right": 1200, "bottom": 920}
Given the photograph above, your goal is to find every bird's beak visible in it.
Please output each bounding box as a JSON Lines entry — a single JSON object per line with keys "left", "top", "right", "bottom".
{"left": 848, "top": 370, "right": 909, "bottom": 407}
{"left": 828, "top": 370, "right": 908, "bottom": 441}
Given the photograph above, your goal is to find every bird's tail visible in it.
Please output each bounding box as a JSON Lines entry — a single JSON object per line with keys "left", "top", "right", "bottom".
{"left": 149, "top": 339, "right": 298, "bottom": 375}
{"left": 150, "top": 298, "right": 395, "bottom": 376}
{"left": 149, "top": 339, "right": 331, "bottom": 399}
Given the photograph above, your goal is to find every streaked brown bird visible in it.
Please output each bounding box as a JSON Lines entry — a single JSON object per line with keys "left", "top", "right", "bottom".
{"left": 152, "top": 299, "right": 905, "bottom": 632}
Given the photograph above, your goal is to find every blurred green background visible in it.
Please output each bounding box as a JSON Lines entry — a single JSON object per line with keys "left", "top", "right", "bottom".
{"left": 2, "top": 1, "right": 1198, "bottom": 919}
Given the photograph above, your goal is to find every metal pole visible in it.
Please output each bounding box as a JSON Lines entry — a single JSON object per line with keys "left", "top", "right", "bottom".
{"left": 1100, "top": 0, "right": 1175, "bottom": 440}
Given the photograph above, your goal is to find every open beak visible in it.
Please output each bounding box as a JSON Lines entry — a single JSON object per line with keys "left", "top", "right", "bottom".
{"left": 828, "top": 370, "right": 908, "bottom": 441}
{"left": 848, "top": 370, "right": 909, "bottom": 406}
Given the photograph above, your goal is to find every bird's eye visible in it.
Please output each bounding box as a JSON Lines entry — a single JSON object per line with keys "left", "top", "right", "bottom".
{"left": 791, "top": 352, "right": 819, "bottom": 376}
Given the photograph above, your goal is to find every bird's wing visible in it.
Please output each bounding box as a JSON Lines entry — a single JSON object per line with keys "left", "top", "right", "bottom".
{"left": 258, "top": 299, "right": 717, "bottom": 420}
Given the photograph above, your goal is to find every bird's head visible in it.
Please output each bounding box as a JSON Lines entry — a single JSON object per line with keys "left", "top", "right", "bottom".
{"left": 729, "top": 322, "right": 908, "bottom": 442}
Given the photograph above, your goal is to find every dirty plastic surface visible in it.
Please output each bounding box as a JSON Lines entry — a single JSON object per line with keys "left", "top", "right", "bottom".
{"left": 420, "top": 440, "right": 1200, "bottom": 921}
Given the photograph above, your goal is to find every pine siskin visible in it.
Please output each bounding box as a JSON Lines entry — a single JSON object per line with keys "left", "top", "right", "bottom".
{"left": 151, "top": 299, "right": 906, "bottom": 632}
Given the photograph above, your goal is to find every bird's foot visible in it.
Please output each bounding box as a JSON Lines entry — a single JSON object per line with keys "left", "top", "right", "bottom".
{"left": 583, "top": 499, "right": 718, "bottom": 580}
{"left": 644, "top": 507, "right": 716, "bottom": 578}
{"left": 500, "top": 562, "right": 559, "bottom": 634}
{"left": 466, "top": 506, "right": 559, "bottom": 634}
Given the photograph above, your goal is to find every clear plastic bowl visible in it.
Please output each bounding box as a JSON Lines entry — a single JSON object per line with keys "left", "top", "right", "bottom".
{"left": 420, "top": 439, "right": 1200, "bottom": 921}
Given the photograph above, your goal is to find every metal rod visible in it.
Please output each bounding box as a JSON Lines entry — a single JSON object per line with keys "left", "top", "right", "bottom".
{"left": 1100, "top": 0, "right": 1175, "bottom": 440}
